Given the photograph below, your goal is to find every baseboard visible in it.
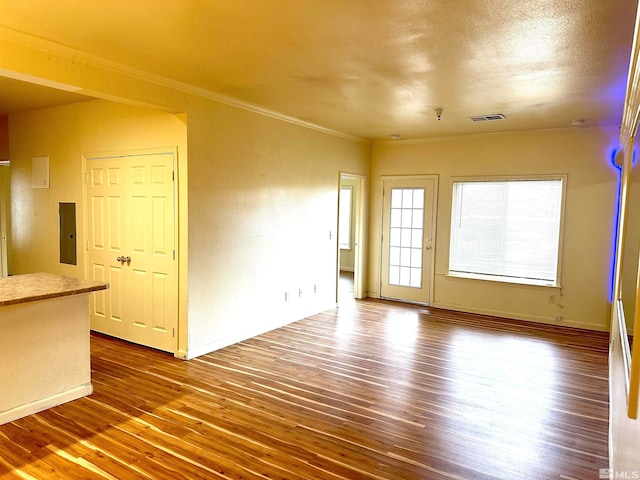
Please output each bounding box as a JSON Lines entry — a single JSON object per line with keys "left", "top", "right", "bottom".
{"left": 432, "top": 302, "right": 608, "bottom": 332}
{"left": 0, "top": 383, "right": 93, "bottom": 426}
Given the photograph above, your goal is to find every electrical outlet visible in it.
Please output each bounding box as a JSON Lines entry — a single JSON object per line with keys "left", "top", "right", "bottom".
{"left": 549, "top": 295, "right": 556, "bottom": 304}
{"left": 284, "top": 292, "right": 289, "bottom": 301}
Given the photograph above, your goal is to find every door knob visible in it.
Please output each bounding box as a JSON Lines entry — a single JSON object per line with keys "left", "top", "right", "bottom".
{"left": 116, "top": 256, "right": 131, "bottom": 265}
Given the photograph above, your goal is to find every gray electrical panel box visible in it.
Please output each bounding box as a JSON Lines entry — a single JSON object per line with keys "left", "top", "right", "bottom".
{"left": 59, "top": 203, "right": 77, "bottom": 265}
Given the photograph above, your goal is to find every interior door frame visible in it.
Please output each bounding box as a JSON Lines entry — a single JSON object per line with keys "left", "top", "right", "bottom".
{"left": 0, "top": 162, "right": 9, "bottom": 277}
{"left": 82, "top": 146, "right": 180, "bottom": 353}
{"left": 337, "top": 172, "right": 367, "bottom": 301}
{"left": 379, "top": 174, "right": 438, "bottom": 306}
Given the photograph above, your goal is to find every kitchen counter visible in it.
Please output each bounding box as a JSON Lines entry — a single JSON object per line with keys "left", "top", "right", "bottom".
{"left": 0, "top": 272, "right": 107, "bottom": 306}
{"left": 0, "top": 273, "right": 108, "bottom": 425}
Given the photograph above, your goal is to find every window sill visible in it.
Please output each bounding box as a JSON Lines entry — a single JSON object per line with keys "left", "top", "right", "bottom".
{"left": 447, "top": 271, "right": 560, "bottom": 288}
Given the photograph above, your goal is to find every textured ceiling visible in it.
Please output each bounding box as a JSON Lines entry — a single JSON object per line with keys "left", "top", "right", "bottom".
{"left": 0, "top": 0, "right": 637, "bottom": 140}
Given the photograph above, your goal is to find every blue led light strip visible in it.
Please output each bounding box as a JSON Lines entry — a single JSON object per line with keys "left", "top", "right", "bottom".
{"left": 610, "top": 148, "right": 622, "bottom": 302}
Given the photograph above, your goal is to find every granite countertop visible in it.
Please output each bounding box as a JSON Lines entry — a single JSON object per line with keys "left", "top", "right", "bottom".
{"left": 0, "top": 272, "right": 109, "bottom": 307}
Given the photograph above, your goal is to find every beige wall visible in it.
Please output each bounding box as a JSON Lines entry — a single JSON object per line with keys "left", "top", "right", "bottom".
{"left": 370, "top": 127, "right": 619, "bottom": 331}
{"left": 186, "top": 101, "right": 370, "bottom": 357}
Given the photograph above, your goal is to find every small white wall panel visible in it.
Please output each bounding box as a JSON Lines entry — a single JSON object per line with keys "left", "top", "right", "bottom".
{"left": 31, "top": 156, "right": 49, "bottom": 189}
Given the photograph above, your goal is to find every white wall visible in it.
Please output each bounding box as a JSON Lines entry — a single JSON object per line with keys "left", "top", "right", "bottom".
{"left": 369, "top": 127, "right": 619, "bottom": 331}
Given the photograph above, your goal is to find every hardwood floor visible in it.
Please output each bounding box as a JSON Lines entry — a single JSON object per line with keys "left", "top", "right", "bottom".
{"left": 338, "top": 270, "right": 355, "bottom": 306}
{"left": 0, "top": 300, "right": 609, "bottom": 479}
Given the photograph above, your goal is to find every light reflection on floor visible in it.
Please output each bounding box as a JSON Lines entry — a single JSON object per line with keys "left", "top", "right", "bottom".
{"left": 337, "top": 272, "right": 419, "bottom": 349}
{"left": 447, "top": 330, "right": 556, "bottom": 470}
{"left": 338, "top": 270, "right": 355, "bottom": 305}
{"left": 384, "top": 311, "right": 419, "bottom": 348}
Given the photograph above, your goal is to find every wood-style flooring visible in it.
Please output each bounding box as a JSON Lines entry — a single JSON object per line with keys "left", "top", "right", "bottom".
{"left": 0, "top": 300, "right": 609, "bottom": 479}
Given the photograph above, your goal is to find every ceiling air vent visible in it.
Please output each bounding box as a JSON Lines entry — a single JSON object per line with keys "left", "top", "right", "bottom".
{"left": 468, "top": 113, "right": 506, "bottom": 122}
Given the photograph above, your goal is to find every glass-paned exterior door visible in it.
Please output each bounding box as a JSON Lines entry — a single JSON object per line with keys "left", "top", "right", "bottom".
{"left": 381, "top": 177, "right": 436, "bottom": 304}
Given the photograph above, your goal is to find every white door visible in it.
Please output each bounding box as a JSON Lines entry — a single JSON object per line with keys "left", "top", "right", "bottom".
{"left": 380, "top": 177, "right": 436, "bottom": 304}
{"left": 86, "top": 152, "right": 177, "bottom": 352}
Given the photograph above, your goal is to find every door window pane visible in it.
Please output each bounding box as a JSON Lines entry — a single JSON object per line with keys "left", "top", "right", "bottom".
{"left": 411, "top": 230, "right": 423, "bottom": 249}
{"left": 400, "top": 228, "right": 412, "bottom": 247}
{"left": 390, "top": 208, "right": 401, "bottom": 228}
{"left": 391, "top": 189, "right": 403, "bottom": 208}
{"left": 389, "top": 247, "right": 400, "bottom": 265}
{"left": 400, "top": 247, "right": 411, "bottom": 267}
{"left": 410, "top": 267, "right": 422, "bottom": 287}
{"left": 411, "top": 248, "right": 422, "bottom": 268}
{"left": 389, "top": 266, "right": 400, "bottom": 285}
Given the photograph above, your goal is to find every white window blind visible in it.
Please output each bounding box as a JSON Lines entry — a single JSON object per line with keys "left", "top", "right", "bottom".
{"left": 449, "top": 178, "right": 564, "bottom": 286}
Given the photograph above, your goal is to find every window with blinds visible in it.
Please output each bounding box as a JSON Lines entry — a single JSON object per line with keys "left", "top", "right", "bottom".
{"left": 448, "top": 177, "right": 565, "bottom": 286}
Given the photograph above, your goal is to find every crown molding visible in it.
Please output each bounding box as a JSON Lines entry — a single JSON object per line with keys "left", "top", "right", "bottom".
{"left": 373, "top": 124, "right": 621, "bottom": 146}
{"left": 0, "top": 25, "right": 370, "bottom": 145}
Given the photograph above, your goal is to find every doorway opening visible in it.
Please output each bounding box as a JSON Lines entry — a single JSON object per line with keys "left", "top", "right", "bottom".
{"left": 338, "top": 172, "right": 366, "bottom": 305}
